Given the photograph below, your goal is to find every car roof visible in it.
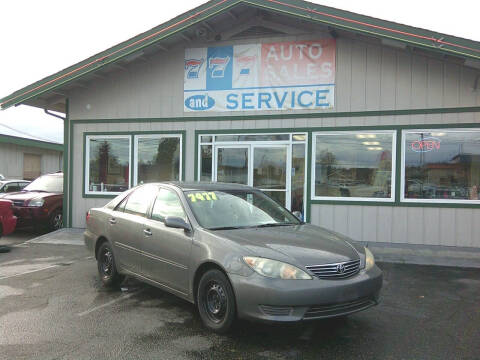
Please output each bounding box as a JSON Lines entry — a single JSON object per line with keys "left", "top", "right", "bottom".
{"left": 155, "top": 181, "right": 255, "bottom": 192}
{"left": 1, "top": 179, "right": 29, "bottom": 183}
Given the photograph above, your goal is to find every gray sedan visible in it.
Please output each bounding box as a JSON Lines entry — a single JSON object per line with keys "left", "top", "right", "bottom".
{"left": 84, "top": 182, "right": 382, "bottom": 333}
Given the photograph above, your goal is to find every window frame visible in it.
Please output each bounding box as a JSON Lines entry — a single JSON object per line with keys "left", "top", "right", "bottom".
{"left": 311, "top": 130, "right": 397, "bottom": 202}
{"left": 84, "top": 134, "right": 132, "bottom": 196}
{"left": 400, "top": 128, "right": 480, "bottom": 205}
{"left": 133, "top": 133, "right": 183, "bottom": 186}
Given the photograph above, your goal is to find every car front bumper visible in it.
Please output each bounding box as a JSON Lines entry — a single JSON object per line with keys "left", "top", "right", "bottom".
{"left": 229, "top": 265, "right": 383, "bottom": 322}
{"left": 12, "top": 206, "right": 49, "bottom": 228}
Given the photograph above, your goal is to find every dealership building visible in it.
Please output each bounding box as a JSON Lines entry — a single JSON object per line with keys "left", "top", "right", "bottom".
{"left": 1, "top": 0, "right": 479, "bottom": 255}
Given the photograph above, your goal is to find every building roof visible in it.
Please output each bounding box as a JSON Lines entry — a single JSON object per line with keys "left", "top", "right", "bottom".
{"left": 0, "top": 124, "right": 63, "bottom": 152}
{"left": 1, "top": 0, "right": 479, "bottom": 111}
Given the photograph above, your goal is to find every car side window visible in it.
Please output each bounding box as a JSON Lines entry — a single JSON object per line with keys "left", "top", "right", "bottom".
{"left": 124, "top": 185, "right": 156, "bottom": 217}
{"left": 5, "top": 183, "right": 19, "bottom": 192}
{"left": 19, "top": 182, "right": 28, "bottom": 190}
{"left": 151, "top": 188, "right": 186, "bottom": 223}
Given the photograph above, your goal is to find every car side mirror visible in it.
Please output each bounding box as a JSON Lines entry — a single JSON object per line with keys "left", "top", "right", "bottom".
{"left": 164, "top": 216, "right": 192, "bottom": 232}
{"left": 292, "top": 211, "right": 303, "bottom": 221}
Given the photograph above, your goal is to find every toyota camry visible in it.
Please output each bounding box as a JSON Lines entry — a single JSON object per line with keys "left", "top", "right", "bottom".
{"left": 84, "top": 182, "right": 382, "bottom": 333}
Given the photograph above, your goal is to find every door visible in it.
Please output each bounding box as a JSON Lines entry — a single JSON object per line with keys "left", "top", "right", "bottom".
{"left": 214, "top": 146, "right": 250, "bottom": 185}
{"left": 23, "top": 153, "right": 41, "bottom": 180}
{"left": 108, "top": 185, "right": 155, "bottom": 274}
{"left": 140, "top": 188, "right": 192, "bottom": 294}
{"left": 252, "top": 145, "right": 289, "bottom": 208}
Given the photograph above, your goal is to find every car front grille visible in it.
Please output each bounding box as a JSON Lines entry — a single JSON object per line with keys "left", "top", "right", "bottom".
{"left": 303, "top": 297, "right": 376, "bottom": 319}
{"left": 12, "top": 200, "right": 25, "bottom": 207}
{"left": 306, "top": 259, "right": 361, "bottom": 279}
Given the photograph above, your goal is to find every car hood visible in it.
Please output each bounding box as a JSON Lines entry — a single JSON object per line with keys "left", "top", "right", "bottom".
{"left": 3, "top": 191, "right": 60, "bottom": 202}
{"left": 214, "top": 224, "right": 360, "bottom": 266}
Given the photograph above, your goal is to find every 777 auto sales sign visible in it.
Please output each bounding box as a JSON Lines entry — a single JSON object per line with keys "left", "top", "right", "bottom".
{"left": 184, "top": 39, "right": 336, "bottom": 112}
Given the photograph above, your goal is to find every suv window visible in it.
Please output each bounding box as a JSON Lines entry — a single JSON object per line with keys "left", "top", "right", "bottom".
{"left": 4, "top": 183, "right": 19, "bottom": 193}
{"left": 124, "top": 185, "right": 156, "bottom": 217}
{"left": 18, "top": 182, "right": 28, "bottom": 190}
{"left": 151, "top": 188, "right": 186, "bottom": 222}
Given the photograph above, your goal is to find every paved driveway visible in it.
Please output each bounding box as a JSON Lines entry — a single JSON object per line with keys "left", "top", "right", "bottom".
{"left": 0, "top": 238, "right": 479, "bottom": 360}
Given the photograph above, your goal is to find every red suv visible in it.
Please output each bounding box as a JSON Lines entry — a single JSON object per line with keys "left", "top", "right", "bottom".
{"left": 0, "top": 199, "right": 17, "bottom": 237}
{"left": 3, "top": 172, "right": 63, "bottom": 232}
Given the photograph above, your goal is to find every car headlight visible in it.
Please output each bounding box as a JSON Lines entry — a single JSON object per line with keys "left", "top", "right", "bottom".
{"left": 28, "top": 198, "right": 44, "bottom": 207}
{"left": 243, "top": 256, "right": 312, "bottom": 280}
{"left": 364, "top": 247, "right": 375, "bottom": 271}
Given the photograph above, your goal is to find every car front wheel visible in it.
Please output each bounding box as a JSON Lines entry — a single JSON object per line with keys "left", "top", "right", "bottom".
{"left": 97, "top": 242, "right": 124, "bottom": 287}
{"left": 197, "top": 269, "right": 236, "bottom": 333}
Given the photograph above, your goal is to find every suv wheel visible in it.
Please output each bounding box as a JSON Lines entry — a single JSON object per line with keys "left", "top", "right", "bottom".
{"left": 49, "top": 209, "right": 63, "bottom": 231}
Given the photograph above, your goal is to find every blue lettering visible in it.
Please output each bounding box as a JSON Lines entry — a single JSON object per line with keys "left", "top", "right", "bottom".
{"left": 226, "top": 93, "right": 238, "bottom": 110}
{"left": 298, "top": 90, "right": 313, "bottom": 107}
{"left": 242, "top": 93, "right": 255, "bottom": 110}
{"left": 258, "top": 93, "right": 272, "bottom": 109}
{"left": 273, "top": 91, "right": 288, "bottom": 108}
{"left": 291, "top": 91, "right": 295, "bottom": 108}
{"left": 316, "top": 90, "right": 329, "bottom": 107}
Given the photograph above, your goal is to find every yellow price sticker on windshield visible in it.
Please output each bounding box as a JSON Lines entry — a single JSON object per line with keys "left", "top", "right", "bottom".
{"left": 188, "top": 192, "right": 218, "bottom": 202}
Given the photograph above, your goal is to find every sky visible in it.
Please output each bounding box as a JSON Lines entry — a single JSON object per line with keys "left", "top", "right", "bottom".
{"left": 0, "top": 0, "right": 479, "bottom": 144}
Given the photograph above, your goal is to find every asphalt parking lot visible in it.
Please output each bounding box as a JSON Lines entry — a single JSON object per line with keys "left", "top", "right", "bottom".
{"left": 0, "top": 233, "right": 479, "bottom": 360}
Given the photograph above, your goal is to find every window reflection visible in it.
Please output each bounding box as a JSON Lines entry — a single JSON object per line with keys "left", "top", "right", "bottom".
{"left": 314, "top": 132, "right": 394, "bottom": 199}
{"left": 89, "top": 138, "right": 130, "bottom": 193}
{"left": 137, "top": 137, "right": 180, "bottom": 184}
{"left": 404, "top": 130, "right": 480, "bottom": 201}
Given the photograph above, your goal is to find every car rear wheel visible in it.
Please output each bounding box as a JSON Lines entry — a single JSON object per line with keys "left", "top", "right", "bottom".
{"left": 197, "top": 269, "right": 236, "bottom": 333}
{"left": 97, "top": 242, "right": 124, "bottom": 287}
{"left": 49, "top": 209, "right": 63, "bottom": 231}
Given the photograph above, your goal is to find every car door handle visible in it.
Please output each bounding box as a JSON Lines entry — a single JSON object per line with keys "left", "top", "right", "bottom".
{"left": 143, "top": 229, "right": 152, "bottom": 236}
{"left": 109, "top": 218, "right": 117, "bottom": 225}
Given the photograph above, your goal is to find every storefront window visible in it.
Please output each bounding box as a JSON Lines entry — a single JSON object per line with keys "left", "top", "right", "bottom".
{"left": 402, "top": 129, "right": 480, "bottom": 202}
{"left": 313, "top": 131, "right": 395, "bottom": 201}
{"left": 200, "top": 145, "right": 212, "bottom": 181}
{"left": 87, "top": 136, "right": 130, "bottom": 194}
{"left": 136, "top": 136, "right": 181, "bottom": 184}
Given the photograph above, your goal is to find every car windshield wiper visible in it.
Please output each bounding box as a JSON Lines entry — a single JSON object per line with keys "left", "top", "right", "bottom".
{"left": 252, "top": 222, "right": 298, "bottom": 228}
{"left": 209, "top": 226, "right": 247, "bottom": 230}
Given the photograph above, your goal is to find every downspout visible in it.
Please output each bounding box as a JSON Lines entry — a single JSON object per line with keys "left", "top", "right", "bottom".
{"left": 44, "top": 107, "right": 68, "bottom": 228}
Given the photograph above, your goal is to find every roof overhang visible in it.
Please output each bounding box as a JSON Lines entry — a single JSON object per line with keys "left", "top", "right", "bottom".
{"left": 1, "top": 0, "right": 480, "bottom": 112}
{"left": 0, "top": 134, "right": 63, "bottom": 152}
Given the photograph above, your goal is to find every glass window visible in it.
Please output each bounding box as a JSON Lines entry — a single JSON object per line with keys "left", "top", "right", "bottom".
{"left": 185, "top": 190, "right": 300, "bottom": 230}
{"left": 313, "top": 131, "right": 395, "bottom": 200}
{"left": 151, "top": 188, "right": 186, "bottom": 222}
{"left": 403, "top": 129, "right": 480, "bottom": 202}
{"left": 24, "top": 174, "right": 63, "bottom": 193}
{"left": 216, "top": 147, "right": 249, "bottom": 184}
{"left": 124, "top": 185, "right": 156, "bottom": 216}
{"left": 291, "top": 143, "right": 306, "bottom": 217}
{"left": 136, "top": 136, "right": 181, "bottom": 184}
{"left": 87, "top": 137, "right": 130, "bottom": 194}
{"left": 200, "top": 145, "right": 212, "bottom": 181}
{"left": 215, "top": 134, "right": 290, "bottom": 142}
{"left": 200, "top": 136, "right": 212, "bottom": 143}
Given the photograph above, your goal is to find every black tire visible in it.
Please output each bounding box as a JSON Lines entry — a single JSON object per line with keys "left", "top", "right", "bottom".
{"left": 49, "top": 209, "right": 63, "bottom": 231}
{"left": 97, "top": 242, "right": 124, "bottom": 287}
{"left": 197, "top": 269, "right": 236, "bottom": 333}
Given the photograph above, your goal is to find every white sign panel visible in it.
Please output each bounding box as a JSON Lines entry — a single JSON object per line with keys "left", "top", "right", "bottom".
{"left": 184, "top": 39, "right": 336, "bottom": 112}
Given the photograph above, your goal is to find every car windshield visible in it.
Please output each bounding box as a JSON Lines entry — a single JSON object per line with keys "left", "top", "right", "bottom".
{"left": 185, "top": 190, "right": 301, "bottom": 230}
{"left": 24, "top": 175, "right": 63, "bottom": 193}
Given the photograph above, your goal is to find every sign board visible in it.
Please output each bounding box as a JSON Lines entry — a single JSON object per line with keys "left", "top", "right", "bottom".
{"left": 184, "top": 39, "right": 336, "bottom": 112}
